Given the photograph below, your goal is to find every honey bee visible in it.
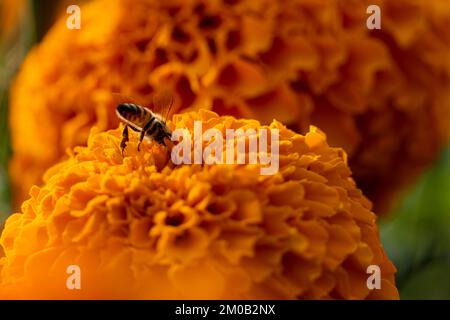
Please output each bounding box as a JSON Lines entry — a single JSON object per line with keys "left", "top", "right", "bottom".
{"left": 115, "top": 90, "right": 174, "bottom": 155}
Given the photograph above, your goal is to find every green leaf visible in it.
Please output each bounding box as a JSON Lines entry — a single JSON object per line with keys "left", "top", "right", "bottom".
{"left": 380, "top": 148, "right": 450, "bottom": 299}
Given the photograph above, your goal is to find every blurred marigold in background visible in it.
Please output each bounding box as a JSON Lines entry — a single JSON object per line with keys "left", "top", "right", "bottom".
{"left": 8, "top": 0, "right": 450, "bottom": 213}
{"left": 0, "top": 111, "right": 398, "bottom": 299}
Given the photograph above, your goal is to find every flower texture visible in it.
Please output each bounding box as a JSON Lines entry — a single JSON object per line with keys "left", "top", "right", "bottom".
{"left": 9, "top": 0, "right": 450, "bottom": 213}
{"left": 0, "top": 110, "right": 398, "bottom": 299}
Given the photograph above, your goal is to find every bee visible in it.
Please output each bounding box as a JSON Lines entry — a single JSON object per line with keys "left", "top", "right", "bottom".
{"left": 115, "top": 90, "right": 174, "bottom": 155}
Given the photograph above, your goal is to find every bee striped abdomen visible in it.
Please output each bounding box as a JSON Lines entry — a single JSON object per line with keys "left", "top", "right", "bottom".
{"left": 116, "top": 103, "right": 151, "bottom": 128}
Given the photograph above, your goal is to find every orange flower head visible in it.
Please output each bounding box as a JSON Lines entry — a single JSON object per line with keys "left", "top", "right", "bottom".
{"left": 9, "top": 0, "right": 450, "bottom": 213}
{"left": 0, "top": 110, "right": 398, "bottom": 299}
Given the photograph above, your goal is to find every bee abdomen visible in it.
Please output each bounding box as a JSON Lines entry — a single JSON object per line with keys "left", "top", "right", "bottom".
{"left": 117, "top": 103, "right": 141, "bottom": 117}
{"left": 116, "top": 103, "right": 152, "bottom": 126}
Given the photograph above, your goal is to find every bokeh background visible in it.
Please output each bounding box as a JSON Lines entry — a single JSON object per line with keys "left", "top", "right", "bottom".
{"left": 0, "top": 0, "right": 449, "bottom": 299}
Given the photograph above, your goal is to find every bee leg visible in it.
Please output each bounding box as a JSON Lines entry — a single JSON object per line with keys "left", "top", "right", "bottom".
{"left": 120, "top": 125, "right": 129, "bottom": 156}
{"left": 138, "top": 120, "right": 154, "bottom": 151}
{"left": 137, "top": 129, "right": 146, "bottom": 151}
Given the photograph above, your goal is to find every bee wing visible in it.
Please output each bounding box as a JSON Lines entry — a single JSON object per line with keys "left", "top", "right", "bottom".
{"left": 152, "top": 89, "right": 174, "bottom": 122}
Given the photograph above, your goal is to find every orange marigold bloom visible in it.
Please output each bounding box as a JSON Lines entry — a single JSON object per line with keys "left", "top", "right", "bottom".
{"left": 9, "top": 0, "right": 450, "bottom": 213}
{"left": 0, "top": 110, "right": 398, "bottom": 299}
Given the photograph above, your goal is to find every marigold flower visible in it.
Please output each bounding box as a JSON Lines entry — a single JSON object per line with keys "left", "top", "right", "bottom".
{"left": 9, "top": 0, "right": 450, "bottom": 213}
{"left": 0, "top": 110, "right": 398, "bottom": 299}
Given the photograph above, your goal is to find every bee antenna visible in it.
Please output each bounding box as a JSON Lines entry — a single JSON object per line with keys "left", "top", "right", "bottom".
{"left": 164, "top": 94, "right": 174, "bottom": 123}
